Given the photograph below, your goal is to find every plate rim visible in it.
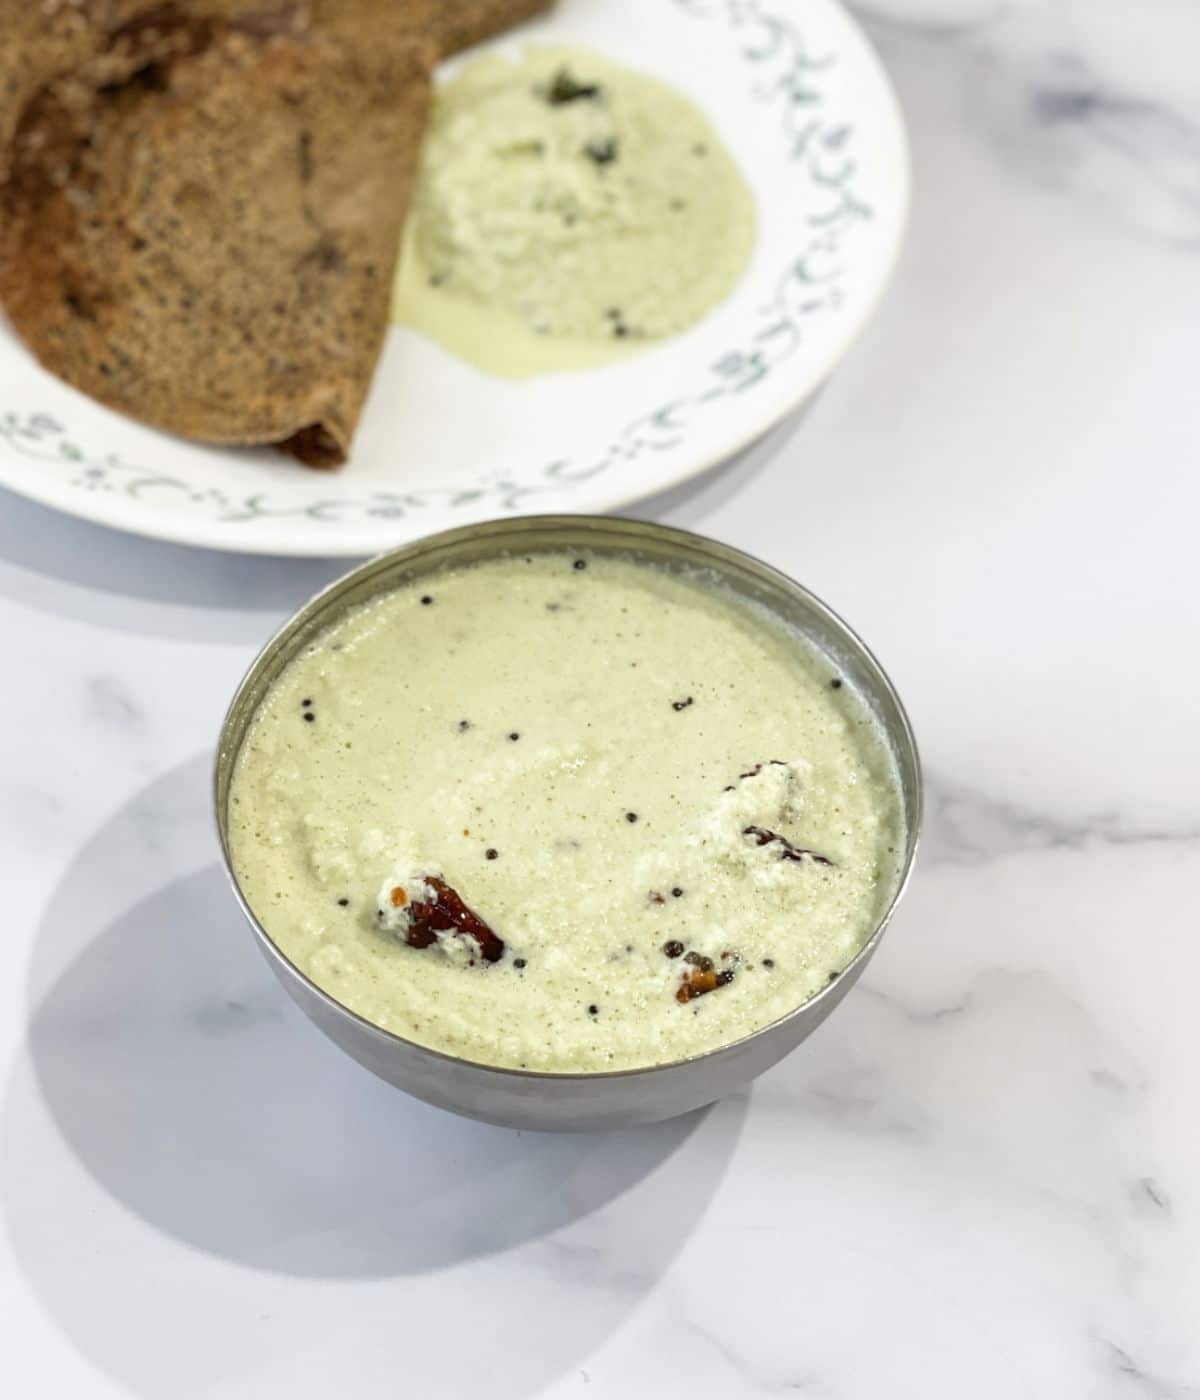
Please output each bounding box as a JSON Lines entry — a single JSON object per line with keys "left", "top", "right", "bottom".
{"left": 0, "top": 0, "right": 910, "bottom": 558}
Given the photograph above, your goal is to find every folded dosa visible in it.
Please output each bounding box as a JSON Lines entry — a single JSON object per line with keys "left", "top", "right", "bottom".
{"left": 0, "top": 5, "right": 439, "bottom": 465}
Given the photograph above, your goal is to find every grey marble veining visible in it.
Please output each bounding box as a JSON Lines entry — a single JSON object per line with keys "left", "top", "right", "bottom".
{"left": 857, "top": 0, "right": 1200, "bottom": 244}
{"left": 1, "top": 2, "right": 1198, "bottom": 1396}
{"left": 921, "top": 772, "right": 1200, "bottom": 867}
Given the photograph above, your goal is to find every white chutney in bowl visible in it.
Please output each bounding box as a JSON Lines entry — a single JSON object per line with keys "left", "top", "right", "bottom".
{"left": 226, "top": 541, "right": 906, "bottom": 1076}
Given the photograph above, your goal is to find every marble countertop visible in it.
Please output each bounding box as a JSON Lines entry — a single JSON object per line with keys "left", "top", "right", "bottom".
{"left": 2, "top": 3, "right": 1197, "bottom": 1395}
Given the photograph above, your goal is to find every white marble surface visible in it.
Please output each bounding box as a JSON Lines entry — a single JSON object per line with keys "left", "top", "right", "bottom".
{"left": 2, "top": 3, "right": 1198, "bottom": 1395}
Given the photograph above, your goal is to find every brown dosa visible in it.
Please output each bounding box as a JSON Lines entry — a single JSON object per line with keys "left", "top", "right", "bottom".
{"left": 0, "top": 5, "right": 433, "bottom": 465}
{"left": 0, "top": 0, "right": 552, "bottom": 467}
{"left": 436, "top": 0, "right": 554, "bottom": 53}
{"left": 308, "top": 0, "right": 553, "bottom": 56}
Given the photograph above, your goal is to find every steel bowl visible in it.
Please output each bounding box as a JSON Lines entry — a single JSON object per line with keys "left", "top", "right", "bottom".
{"left": 215, "top": 516, "right": 921, "bottom": 1131}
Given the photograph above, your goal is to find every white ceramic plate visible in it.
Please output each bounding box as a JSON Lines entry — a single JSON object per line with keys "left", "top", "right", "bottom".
{"left": 0, "top": 0, "right": 908, "bottom": 556}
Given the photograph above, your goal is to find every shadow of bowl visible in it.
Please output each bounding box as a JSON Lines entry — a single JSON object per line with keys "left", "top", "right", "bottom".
{"left": 2, "top": 754, "right": 749, "bottom": 1397}
{"left": 27, "top": 866, "right": 722, "bottom": 1276}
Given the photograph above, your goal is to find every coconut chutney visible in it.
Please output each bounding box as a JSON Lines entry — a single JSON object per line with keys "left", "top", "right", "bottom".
{"left": 391, "top": 47, "right": 756, "bottom": 377}
{"left": 227, "top": 552, "right": 903, "bottom": 1072}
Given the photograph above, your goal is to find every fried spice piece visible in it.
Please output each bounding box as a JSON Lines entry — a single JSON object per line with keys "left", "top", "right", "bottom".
{"left": 674, "top": 947, "right": 737, "bottom": 1002}
{"left": 742, "top": 825, "right": 834, "bottom": 867}
{"left": 723, "top": 759, "right": 787, "bottom": 792}
{"left": 544, "top": 66, "right": 600, "bottom": 104}
{"left": 393, "top": 876, "right": 505, "bottom": 962}
{"left": 676, "top": 966, "right": 735, "bottom": 1004}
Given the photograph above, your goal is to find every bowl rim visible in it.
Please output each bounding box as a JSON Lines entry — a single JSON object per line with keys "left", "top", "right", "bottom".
{"left": 214, "top": 514, "right": 923, "bottom": 1082}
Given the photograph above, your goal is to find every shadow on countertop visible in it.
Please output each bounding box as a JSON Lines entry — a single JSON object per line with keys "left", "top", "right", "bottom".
{"left": 2, "top": 754, "right": 748, "bottom": 1396}
{"left": 0, "top": 483, "right": 357, "bottom": 642}
{"left": 0, "top": 398, "right": 810, "bottom": 642}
